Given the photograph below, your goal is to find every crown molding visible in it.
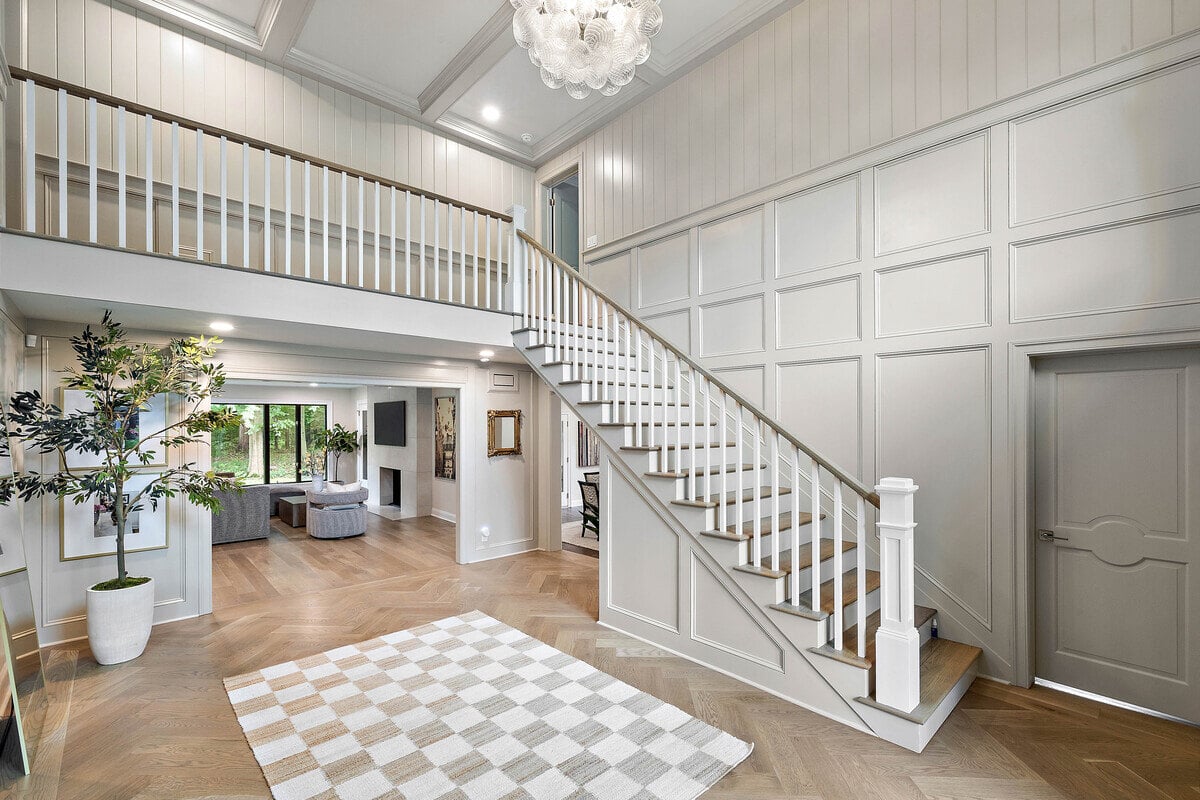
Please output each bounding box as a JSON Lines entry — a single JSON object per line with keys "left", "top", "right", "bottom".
{"left": 529, "top": 75, "right": 654, "bottom": 165}
{"left": 438, "top": 113, "right": 536, "bottom": 166}
{"left": 260, "top": 0, "right": 317, "bottom": 61}
{"left": 283, "top": 48, "right": 422, "bottom": 117}
{"left": 125, "top": 0, "right": 265, "bottom": 50}
{"left": 645, "top": 0, "right": 798, "bottom": 74}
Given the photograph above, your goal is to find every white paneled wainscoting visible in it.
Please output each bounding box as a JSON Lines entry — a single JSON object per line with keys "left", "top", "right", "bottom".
{"left": 575, "top": 34, "right": 1200, "bottom": 691}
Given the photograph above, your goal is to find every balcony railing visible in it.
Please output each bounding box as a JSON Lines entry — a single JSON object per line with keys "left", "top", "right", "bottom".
{"left": 9, "top": 67, "right": 514, "bottom": 312}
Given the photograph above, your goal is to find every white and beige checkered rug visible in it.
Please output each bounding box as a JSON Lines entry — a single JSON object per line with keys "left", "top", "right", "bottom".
{"left": 224, "top": 611, "right": 752, "bottom": 800}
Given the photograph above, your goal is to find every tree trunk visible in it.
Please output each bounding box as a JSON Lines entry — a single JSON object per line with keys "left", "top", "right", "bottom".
{"left": 114, "top": 480, "right": 127, "bottom": 583}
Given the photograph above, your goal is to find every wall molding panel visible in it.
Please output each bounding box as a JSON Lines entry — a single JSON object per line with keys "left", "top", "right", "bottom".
{"left": 576, "top": 37, "right": 1200, "bottom": 682}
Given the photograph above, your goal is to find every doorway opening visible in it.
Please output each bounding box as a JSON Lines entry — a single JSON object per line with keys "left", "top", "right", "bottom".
{"left": 545, "top": 170, "right": 580, "bottom": 269}
{"left": 560, "top": 406, "right": 598, "bottom": 557}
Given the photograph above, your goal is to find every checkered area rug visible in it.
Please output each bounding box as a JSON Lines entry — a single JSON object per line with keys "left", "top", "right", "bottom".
{"left": 224, "top": 611, "right": 752, "bottom": 800}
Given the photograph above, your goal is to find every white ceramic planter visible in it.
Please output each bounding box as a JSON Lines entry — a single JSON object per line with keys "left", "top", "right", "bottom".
{"left": 312, "top": 476, "right": 326, "bottom": 491}
{"left": 85, "top": 577, "right": 155, "bottom": 665}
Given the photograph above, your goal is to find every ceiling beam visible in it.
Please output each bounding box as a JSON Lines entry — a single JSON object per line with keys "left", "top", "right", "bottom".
{"left": 418, "top": 3, "right": 514, "bottom": 122}
{"left": 259, "top": 0, "right": 317, "bottom": 61}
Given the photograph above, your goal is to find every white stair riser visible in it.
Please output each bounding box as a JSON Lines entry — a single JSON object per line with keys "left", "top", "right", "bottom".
{"left": 606, "top": 424, "right": 722, "bottom": 448}
{"left": 730, "top": 569, "right": 787, "bottom": 607}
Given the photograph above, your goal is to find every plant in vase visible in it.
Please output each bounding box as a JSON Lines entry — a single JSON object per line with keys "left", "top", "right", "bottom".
{"left": 2, "top": 312, "right": 240, "bottom": 665}
{"left": 311, "top": 423, "right": 359, "bottom": 485}
{"left": 305, "top": 449, "right": 326, "bottom": 491}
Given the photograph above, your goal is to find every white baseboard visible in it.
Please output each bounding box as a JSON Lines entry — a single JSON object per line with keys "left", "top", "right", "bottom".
{"left": 431, "top": 508, "right": 456, "bottom": 523}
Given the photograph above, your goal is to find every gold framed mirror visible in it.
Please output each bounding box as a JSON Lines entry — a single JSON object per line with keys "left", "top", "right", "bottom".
{"left": 487, "top": 410, "right": 522, "bottom": 457}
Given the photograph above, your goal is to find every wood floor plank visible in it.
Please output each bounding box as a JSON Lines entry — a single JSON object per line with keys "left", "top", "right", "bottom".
{"left": 13, "top": 514, "right": 1198, "bottom": 799}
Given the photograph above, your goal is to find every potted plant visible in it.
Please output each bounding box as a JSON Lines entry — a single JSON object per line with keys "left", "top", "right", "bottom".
{"left": 312, "top": 423, "right": 359, "bottom": 484}
{"left": 305, "top": 449, "right": 327, "bottom": 491}
{"left": 3, "top": 312, "right": 239, "bottom": 665}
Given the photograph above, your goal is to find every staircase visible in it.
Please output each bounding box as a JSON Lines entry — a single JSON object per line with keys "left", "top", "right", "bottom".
{"left": 510, "top": 230, "right": 981, "bottom": 753}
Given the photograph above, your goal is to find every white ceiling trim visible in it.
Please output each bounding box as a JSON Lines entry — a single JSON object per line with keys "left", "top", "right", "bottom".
{"left": 283, "top": 47, "right": 423, "bottom": 117}
{"left": 418, "top": 3, "right": 514, "bottom": 118}
{"left": 260, "top": 0, "right": 317, "bottom": 61}
{"left": 438, "top": 113, "right": 535, "bottom": 163}
{"left": 126, "top": 0, "right": 266, "bottom": 50}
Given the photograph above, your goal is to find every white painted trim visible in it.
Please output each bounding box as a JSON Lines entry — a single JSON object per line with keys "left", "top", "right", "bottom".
{"left": 283, "top": 48, "right": 422, "bottom": 116}
{"left": 126, "top": 0, "right": 265, "bottom": 49}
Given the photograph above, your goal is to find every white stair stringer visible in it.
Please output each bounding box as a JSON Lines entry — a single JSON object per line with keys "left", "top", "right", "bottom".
{"left": 514, "top": 327, "right": 982, "bottom": 752}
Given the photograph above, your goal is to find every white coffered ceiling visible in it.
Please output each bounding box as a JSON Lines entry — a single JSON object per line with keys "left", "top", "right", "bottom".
{"left": 130, "top": 0, "right": 800, "bottom": 166}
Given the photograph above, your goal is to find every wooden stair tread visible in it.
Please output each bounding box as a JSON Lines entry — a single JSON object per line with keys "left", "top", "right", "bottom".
{"left": 856, "top": 638, "right": 982, "bottom": 725}
{"left": 732, "top": 536, "right": 854, "bottom": 579}
{"left": 646, "top": 464, "right": 762, "bottom": 479}
{"left": 813, "top": 606, "right": 937, "bottom": 669}
{"left": 725, "top": 510, "right": 824, "bottom": 538}
{"left": 796, "top": 569, "right": 882, "bottom": 615}
{"left": 673, "top": 486, "right": 793, "bottom": 509}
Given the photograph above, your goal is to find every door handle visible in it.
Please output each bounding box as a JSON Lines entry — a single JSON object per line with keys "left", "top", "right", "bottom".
{"left": 1037, "top": 529, "right": 1069, "bottom": 542}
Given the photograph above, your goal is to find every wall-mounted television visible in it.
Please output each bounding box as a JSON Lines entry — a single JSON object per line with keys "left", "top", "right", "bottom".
{"left": 374, "top": 401, "right": 407, "bottom": 447}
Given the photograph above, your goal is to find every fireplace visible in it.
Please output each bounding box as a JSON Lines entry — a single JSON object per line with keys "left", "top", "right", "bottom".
{"left": 378, "top": 467, "right": 402, "bottom": 507}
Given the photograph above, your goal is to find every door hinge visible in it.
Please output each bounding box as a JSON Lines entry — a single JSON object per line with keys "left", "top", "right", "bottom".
{"left": 1037, "top": 529, "right": 1069, "bottom": 542}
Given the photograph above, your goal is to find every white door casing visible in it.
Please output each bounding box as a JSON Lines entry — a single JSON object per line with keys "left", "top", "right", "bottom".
{"left": 1034, "top": 348, "right": 1199, "bottom": 723}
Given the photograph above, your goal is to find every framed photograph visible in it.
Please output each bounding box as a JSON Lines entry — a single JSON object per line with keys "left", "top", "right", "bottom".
{"left": 434, "top": 396, "right": 457, "bottom": 481}
{"left": 60, "top": 471, "right": 169, "bottom": 562}
{"left": 59, "top": 390, "right": 169, "bottom": 469}
{"left": 578, "top": 422, "right": 600, "bottom": 467}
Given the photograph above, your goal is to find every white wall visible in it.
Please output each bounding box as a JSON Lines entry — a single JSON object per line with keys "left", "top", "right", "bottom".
{"left": 431, "top": 388, "right": 458, "bottom": 523}
{"left": 538, "top": 0, "right": 1200, "bottom": 251}
{"left": 9, "top": 0, "right": 535, "bottom": 219}
{"left": 575, "top": 35, "right": 1200, "bottom": 683}
{"left": 218, "top": 383, "right": 359, "bottom": 482}
{"left": 361, "top": 385, "right": 432, "bottom": 518}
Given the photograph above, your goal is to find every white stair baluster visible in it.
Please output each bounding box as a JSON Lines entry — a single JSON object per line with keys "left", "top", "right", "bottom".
{"left": 791, "top": 447, "right": 801, "bottom": 604}
{"left": 390, "top": 186, "right": 397, "bottom": 292}
{"left": 485, "top": 217, "right": 492, "bottom": 309}
{"left": 374, "top": 182, "right": 381, "bottom": 290}
{"left": 635, "top": 329, "right": 644, "bottom": 447}
{"left": 23, "top": 80, "right": 36, "bottom": 232}
{"left": 460, "top": 207, "right": 467, "bottom": 304}
{"left": 145, "top": 115, "right": 154, "bottom": 252}
{"left": 446, "top": 202, "right": 454, "bottom": 301}
{"left": 753, "top": 419, "right": 762, "bottom": 568}
{"left": 770, "top": 432, "right": 780, "bottom": 573}
{"left": 833, "top": 480, "right": 844, "bottom": 651}
{"left": 340, "top": 172, "right": 348, "bottom": 283}
{"left": 857, "top": 494, "right": 867, "bottom": 659}
{"left": 473, "top": 211, "right": 480, "bottom": 307}
{"left": 303, "top": 162, "right": 311, "bottom": 278}
{"left": 242, "top": 142, "right": 250, "bottom": 268}
{"left": 734, "top": 402, "right": 743, "bottom": 540}
{"left": 434, "top": 199, "right": 441, "bottom": 299}
{"left": 689, "top": 368, "right": 698, "bottom": 500}
{"left": 322, "top": 165, "right": 330, "bottom": 281}
{"left": 283, "top": 154, "right": 290, "bottom": 273}
{"left": 357, "top": 176, "right": 365, "bottom": 286}
{"left": 719, "top": 392, "right": 728, "bottom": 533}
{"left": 419, "top": 195, "right": 427, "bottom": 297}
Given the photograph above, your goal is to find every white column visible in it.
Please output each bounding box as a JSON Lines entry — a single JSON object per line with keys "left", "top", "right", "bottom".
{"left": 506, "top": 204, "right": 527, "bottom": 317}
{"left": 874, "top": 476, "right": 921, "bottom": 713}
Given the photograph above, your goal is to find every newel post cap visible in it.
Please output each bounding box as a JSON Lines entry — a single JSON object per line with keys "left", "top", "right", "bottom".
{"left": 875, "top": 476, "right": 919, "bottom": 494}
{"left": 507, "top": 204, "right": 528, "bottom": 231}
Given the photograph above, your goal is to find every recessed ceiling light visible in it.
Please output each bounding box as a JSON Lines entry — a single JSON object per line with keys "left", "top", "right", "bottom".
{"left": 210, "top": 321, "right": 234, "bottom": 332}
{"left": 480, "top": 350, "right": 495, "bottom": 358}
{"left": 480, "top": 357, "right": 491, "bottom": 363}
{"left": 308, "top": 382, "right": 319, "bottom": 387}
{"left": 481, "top": 105, "right": 501, "bottom": 123}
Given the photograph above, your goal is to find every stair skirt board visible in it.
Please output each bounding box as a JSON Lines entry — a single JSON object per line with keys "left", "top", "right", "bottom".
{"left": 516, "top": 328, "right": 978, "bottom": 753}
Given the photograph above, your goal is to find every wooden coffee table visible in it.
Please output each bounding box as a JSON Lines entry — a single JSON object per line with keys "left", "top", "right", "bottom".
{"left": 278, "top": 495, "right": 307, "bottom": 528}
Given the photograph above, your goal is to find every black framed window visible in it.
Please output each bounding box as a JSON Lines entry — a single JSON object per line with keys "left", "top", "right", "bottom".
{"left": 212, "top": 403, "right": 327, "bottom": 485}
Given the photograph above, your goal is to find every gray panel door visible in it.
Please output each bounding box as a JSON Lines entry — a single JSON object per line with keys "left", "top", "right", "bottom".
{"left": 1035, "top": 348, "right": 1199, "bottom": 723}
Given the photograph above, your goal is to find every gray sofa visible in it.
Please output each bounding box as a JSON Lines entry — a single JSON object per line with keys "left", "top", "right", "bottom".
{"left": 211, "top": 485, "right": 271, "bottom": 544}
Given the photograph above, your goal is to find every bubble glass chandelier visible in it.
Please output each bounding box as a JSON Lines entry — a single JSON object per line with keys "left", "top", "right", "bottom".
{"left": 511, "top": 0, "right": 663, "bottom": 100}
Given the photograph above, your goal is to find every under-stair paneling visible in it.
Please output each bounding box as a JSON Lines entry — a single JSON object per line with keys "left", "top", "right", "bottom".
{"left": 690, "top": 554, "right": 784, "bottom": 671}
{"left": 1009, "top": 59, "right": 1200, "bottom": 225}
{"left": 875, "top": 250, "right": 990, "bottom": 338}
{"left": 575, "top": 38, "right": 1200, "bottom": 682}
{"left": 636, "top": 232, "right": 690, "bottom": 309}
{"left": 776, "top": 358, "right": 862, "bottom": 476}
{"left": 876, "top": 347, "right": 992, "bottom": 629}
{"left": 606, "top": 464, "right": 679, "bottom": 632}
{"left": 776, "top": 275, "right": 861, "bottom": 349}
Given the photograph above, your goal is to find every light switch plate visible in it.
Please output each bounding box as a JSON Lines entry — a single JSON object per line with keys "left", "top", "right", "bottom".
{"left": 586, "top": 234, "right": 597, "bottom": 248}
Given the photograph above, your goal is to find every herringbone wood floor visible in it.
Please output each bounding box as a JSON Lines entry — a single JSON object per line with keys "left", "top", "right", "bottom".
{"left": 9, "top": 515, "right": 1198, "bottom": 799}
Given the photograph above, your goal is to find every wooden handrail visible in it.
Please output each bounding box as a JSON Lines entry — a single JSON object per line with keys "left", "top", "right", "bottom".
{"left": 518, "top": 230, "right": 879, "bottom": 508}
{"left": 9, "top": 66, "right": 513, "bottom": 224}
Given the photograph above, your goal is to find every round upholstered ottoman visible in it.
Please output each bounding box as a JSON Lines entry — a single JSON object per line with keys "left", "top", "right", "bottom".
{"left": 305, "top": 486, "right": 369, "bottom": 539}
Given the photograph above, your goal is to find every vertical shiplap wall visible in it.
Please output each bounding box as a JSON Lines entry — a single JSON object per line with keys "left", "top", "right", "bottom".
{"left": 542, "top": 0, "right": 1200, "bottom": 249}
{"left": 13, "top": 0, "right": 535, "bottom": 216}
{"left": 572, "top": 39, "right": 1200, "bottom": 681}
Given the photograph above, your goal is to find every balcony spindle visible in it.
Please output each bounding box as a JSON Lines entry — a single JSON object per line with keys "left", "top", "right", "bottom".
{"left": 734, "top": 402, "right": 743, "bottom": 539}
{"left": 446, "top": 202, "right": 454, "bottom": 301}
{"left": 485, "top": 215, "right": 492, "bottom": 309}
{"left": 242, "top": 142, "right": 250, "bottom": 268}
{"left": 811, "top": 460, "right": 821, "bottom": 608}
{"left": 283, "top": 154, "right": 290, "bottom": 273}
{"left": 389, "top": 186, "right": 397, "bottom": 292}
{"left": 434, "top": 199, "right": 441, "bottom": 300}
{"left": 304, "top": 162, "right": 312, "bottom": 278}
{"left": 857, "top": 494, "right": 867, "bottom": 658}
{"left": 220, "top": 137, "right": 228, "bottom": 263}
{"left": 791, "top": 448, "right": 801, "bottom": 604}
{"left": 719, "top": 393, "right": 728, "bottom": 533}
{"left": 57, "top": 88, "right": 67, "bottom": 237}
{"left": 88, "top": 98, "right": 99, "bottom": 243}
{"left": 770, "top": 432, "right": 780, "bottom": 573}
{"left": 374, "top": 182, "right": 381, "bottom": 290}
{"left": 196, "top": 130, "right": 205, "bottom": 261}
{"left": 322, "top": 165, "right": 330, "bottom": 281}
{"left": 263, "top": 148, "right": 270, "bottom": 270}
{"left": 340, "top": 171, "right": 348, "bottom": 283}
{"left": 635, "top": 329, "right": 644, "bottom": 447}
{"left": 473, "top": 211, "right": 481, "bottom": 307}
{"left": 145, "top": 115, "right": 154, "bottom": 252}
{"left": 357, "top": 176, "right": 365, "bottom": 287}
{"left": 459, "top": 207, "right": 467, "bottom": 304}
{"left": 117, "top": 106, "right": 127, "bottom": 247}
{"left": 419, "top": 195, "right": 427, "bottom": 297}
{"left": 24, "top": 79, "right": 36, "bottom": 232}
{"left": 753, "top": 419, "right": 762, "bottom": 567}
{"left": 689, "top": 367, "right": 698, "bottom": 500}
{"left": 168, "top": 119, "right": 178, "bottom": 254}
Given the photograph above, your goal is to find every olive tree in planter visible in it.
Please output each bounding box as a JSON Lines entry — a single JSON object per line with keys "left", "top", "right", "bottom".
{"left": 3, "top": 312, "right": 239, "bottom": 665}
{"left": 312, "top": 423, "right": 359, "bottom": 485}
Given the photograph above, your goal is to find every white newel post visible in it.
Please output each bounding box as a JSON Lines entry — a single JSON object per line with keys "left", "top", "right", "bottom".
{"left": 874, "top": 476, "right": 921, "bottom": 712}
{"left": 507, "top": 204, "right": 527, "bottom": 317}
